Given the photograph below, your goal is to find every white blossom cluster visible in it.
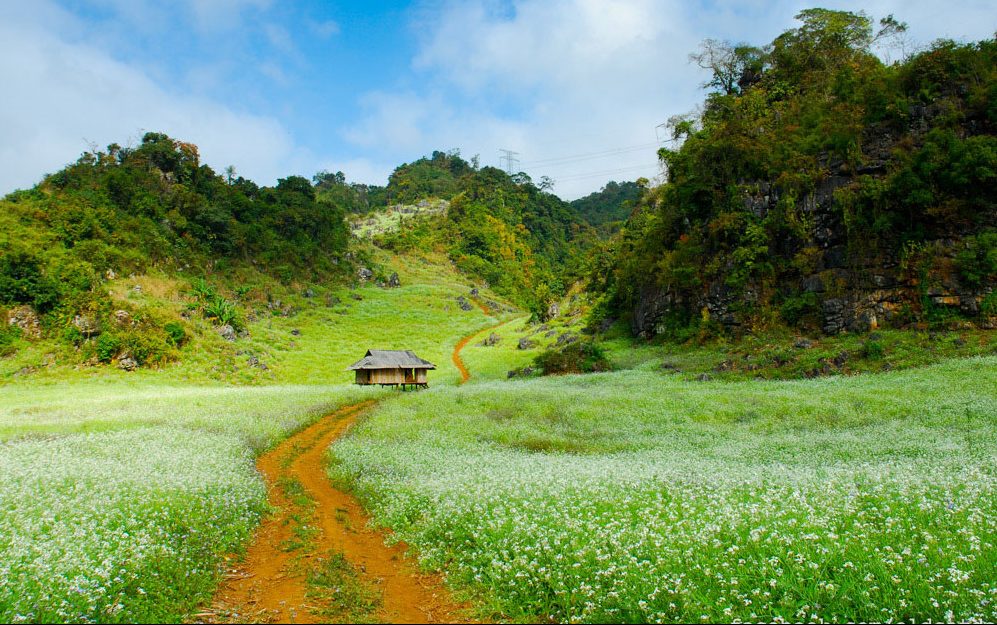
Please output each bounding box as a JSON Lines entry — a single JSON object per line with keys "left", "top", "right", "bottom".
{"left": 0, "top": 427, "right": 264, "bottom": 622}
{"left": 0, "top": 382, "right": 371, "bottom": 622}
{"left": 330, "top": 358, "right": 997, "bottom": 623}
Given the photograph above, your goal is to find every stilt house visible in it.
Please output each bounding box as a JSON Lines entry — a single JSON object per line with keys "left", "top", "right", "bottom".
{"left": 348, "top": 349, "right": 436, "bottom": 389}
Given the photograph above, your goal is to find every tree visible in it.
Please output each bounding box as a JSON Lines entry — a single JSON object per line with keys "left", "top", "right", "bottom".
{"left": 689, "top": 38, "right": 767, "bottom": 95}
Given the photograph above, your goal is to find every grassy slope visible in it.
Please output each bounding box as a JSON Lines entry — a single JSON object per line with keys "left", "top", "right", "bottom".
{"left": 330, "top": 358, "right": 997, "bottom": 622}
{"left": 0, "top": 251, "right": 516, "bottom": 623}
{"left": 4, "top": 238, "right": 997, "bottom": 623}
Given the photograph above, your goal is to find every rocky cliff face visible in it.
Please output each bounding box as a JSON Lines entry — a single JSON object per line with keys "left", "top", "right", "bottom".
{"left": 633, "top": 110, "right": 997, "bottom": 339}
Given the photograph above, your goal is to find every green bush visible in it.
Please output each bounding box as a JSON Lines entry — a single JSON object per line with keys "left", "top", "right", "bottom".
{"left": 981, "top": 292, "right": 997, "bottom": 316}
{"left": 203, "top": 296, "right": 239, "bottom": 328}
{"left": 95, "top": 333, "right": 120, "bottom": 363}
{"left": 0, "top": 323, "right": 21, "bottom": 357}
{"left": 533, "top": 341, "right": 611, "bottom": 375}
{"left": 164, "top": 322, "right": 186, "bottom": 347}
{"left": 955, "top": 230, "right": 997, "bottom": 288}
{"left": 862, "top": 340, "right": 885, "bottom": 360}
{"left": 780, "top": 292, "right": 820, "bottom": 327}
{"left": 0, "top": 251, "right": 60, "bottom": 313}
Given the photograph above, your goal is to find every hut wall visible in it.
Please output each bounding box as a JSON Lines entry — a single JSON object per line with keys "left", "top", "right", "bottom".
{"left": 369, "top": 368, "right": 405, "bottom": 385}
{"left": 415, "top": 369, "right": 427, "bottom": 384}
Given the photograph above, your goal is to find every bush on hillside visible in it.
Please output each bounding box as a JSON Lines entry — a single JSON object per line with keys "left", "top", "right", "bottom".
{"left": 533, "top": 341, "right": 611, "bottom": 375}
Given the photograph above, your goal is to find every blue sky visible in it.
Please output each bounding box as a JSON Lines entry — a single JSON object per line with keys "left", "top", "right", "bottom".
{"left": 1, "top": 0, "right": 994, "bottom": 199}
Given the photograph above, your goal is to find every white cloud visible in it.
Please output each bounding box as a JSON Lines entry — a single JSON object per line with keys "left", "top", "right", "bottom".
{"left": 0, "top": 1, "right": 311, "bottom": 193}
{"left": 346, "top": 0, "right": 996, "bottom": 199}
{"left": 349, "top": 0, "right": 700, "bottom": 198}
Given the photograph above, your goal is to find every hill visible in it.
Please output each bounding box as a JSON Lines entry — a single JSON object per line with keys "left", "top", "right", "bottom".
{"left": 569, "top": 180, "right": 643, "bottom": 231}
{"left": 0, "top": 138, "right": 592, "bottom": 375}
{"left": 590, "top": 11, "right": 997, "bottom": 341}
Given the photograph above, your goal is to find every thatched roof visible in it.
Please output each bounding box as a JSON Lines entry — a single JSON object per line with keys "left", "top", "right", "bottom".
{"left": 347, "top": 349, "right": 436, "bottom": 370}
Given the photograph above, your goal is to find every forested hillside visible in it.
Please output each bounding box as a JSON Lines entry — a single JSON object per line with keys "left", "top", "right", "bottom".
{"left": 0, "top": 137, "right": 594, "bottom": 368}
{"left": 355, "top": 153, "right": 598, "bottom": 316}
{"left": 0, "top": 133, "right": 353, "bottom": 366}
{"left": 591, "top": 10, "right": 997, "bottom": 339}
{"left": 569, "top": 180, "right": 643, "bottom": 230}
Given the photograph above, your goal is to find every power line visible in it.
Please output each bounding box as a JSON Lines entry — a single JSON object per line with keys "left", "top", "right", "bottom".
{"left": 498, "top": 148, "right": 520, "bottom": 174}
{"left": 521, "top": 142, "right": 660, "bottom": 166}
{"left": 552, "top": 163, "right": 661, "bottom": 182}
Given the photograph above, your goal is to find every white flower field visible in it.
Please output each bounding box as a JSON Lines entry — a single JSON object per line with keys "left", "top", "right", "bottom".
{"left": 0, "top": 382, "right": 374, "bottom": 622}
{"left": 330, "top": 357, "right": 997, "bottom": 623}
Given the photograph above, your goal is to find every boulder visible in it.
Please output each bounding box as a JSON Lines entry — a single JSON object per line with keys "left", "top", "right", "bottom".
{"left": 118, "top": 356, "right": 138, "bottom": 371}
{"left": 357, "top": 267, "right": 374, "bottom": 281}
{"left": 7, "top": 306, "right": 41, "bottom": 339}
{"left": 72, "top": 315, "right": 100, "bottom": 337}
{"left": 456, "top": 296, "right": 473, "bottom": 311}
{"left": 387, "top": 272, "right": 401, "bottom": 288}
{"left": 555, "top": 332, "right": 578, "bottom": 346}
{"left": 517, "top": 338, "right": 535, "bottom": 350}
{"left": 793, "top": 337, "right": 814, "bottom": 349}
{"left": 217, "top": 324, "right": 237, "bottom": 341}
{"left": 480, "top": 333, "right": 501, "bottom": 347}
{"left": 304, "top": 288, "right": 316, "bottom": 298}
{"left": 546, "top": 302, "right": 560, "bottom": 320}
{"left": 291, "top": 328, "right": 301, "bottom": 336}
{"left": 113, "top": 310, "right": 131, "bottom": 325}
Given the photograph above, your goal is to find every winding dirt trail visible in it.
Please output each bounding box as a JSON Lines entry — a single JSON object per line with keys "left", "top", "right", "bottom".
{"left": 203, "top": 401, "right": 471, "bottom": 623}
{"left": 204, "top": 312, "right": 520, "bottom": 623}
{"left": 451, "top": 315, "right": 519, "bottom": 384}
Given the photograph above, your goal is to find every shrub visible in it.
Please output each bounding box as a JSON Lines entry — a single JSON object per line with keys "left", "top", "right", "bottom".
{"left": 0, "top": 251, "right": 60, "bottom": 313}
{"left": 203, "top": 296, "right": 239, "bottom": 328}
{"left": 955, "top": 230, "right": 997, "bottom": 288}
{"left": 779, "top": 292, "right": 820, "bottom": 327}
{"left": 0, "top": 323, "right": 21, "bottom": 357}
{"left": 981, "top": 292, "right": 997, "bottom": 316}
{"left": 95, "top": 333, "right": 120, "bottom": 363}
{"left": 862, "top": 339, "right": 885, "bottom": 360}
{"left": 164, "top": 321, "right": 186, "bottom": 347}
{"left": 533, "top": 341, "right": 611, "bottom": 375}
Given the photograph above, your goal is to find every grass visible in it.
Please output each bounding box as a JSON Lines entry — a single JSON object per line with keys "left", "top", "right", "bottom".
{"left": 0, "top": 382, "right": 376, "bottom": 623}
{"left": 0, "top": 250, "right": 518, "bottom": 623}
{"left": 0, "top": 248, "right": 515, "bottom": 387}
{"left": 347, "top": 200, "right": 448, "bottom": 239}
{"left": 329, "top": 357, "right": 997, "bottom": 623}
{"left": 3, "top": 245, "right": 996, "bottom": 623}
{"left": 306, "top": 551, "right": 383, "bottom": 623}
{"left": 599, "top": 323, "right": 997, "bottom": 381}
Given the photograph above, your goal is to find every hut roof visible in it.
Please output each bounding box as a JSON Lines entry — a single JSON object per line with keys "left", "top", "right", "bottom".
{"left": 347, "top": 349, "right": 437, "bottom": 370}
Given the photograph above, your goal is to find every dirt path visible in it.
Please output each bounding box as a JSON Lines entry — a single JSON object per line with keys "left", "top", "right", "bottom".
{"left": 451, "top": 315, "right": 520, "bottom": 384}
{"left": 203, "top": 402, "right": 470, "bottom": 623}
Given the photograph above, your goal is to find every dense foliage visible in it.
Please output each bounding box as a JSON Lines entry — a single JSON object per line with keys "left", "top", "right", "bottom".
{"left": 592, "top": 11, "right": 997, "bottom": 337}
{"left": 0, "top": 132, "right": 351, "bottom": 363}
{"left": 568, "top": 180, "right": 643, "bottom": 229}
{"left": 374, "top": 156, "right": 597, "bottom": 316}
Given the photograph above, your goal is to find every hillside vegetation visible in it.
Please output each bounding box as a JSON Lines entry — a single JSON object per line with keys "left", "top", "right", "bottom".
{"left": 591, "top": 11, "right": 997, "bottom": 340}
{"left": 328, "top": 151, "right": 598, "bottom": 316}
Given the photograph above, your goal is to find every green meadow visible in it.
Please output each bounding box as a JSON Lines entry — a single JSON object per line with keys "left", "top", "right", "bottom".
{"left": 0, "top": 254, "right": 509, "bottom": 623}
{"left": 2, "top": 254, "right": 996, "bottom": 623}
{"left": 330, "top": 359, "right": 997, "bottom": 623}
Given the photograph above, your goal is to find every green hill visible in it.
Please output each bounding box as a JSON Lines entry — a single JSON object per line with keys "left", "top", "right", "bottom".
{"left": 590, "top": 11, "right": 997, "bottom": 340}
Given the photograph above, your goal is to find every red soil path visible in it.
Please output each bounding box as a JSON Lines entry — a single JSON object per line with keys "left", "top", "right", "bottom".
{"left": 204, "top": 402, "right": 471, "bottom": 623}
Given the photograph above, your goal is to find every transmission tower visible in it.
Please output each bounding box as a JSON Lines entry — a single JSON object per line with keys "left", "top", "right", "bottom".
{"left": 499, "top": 149, "right": 520, "bottom": 174}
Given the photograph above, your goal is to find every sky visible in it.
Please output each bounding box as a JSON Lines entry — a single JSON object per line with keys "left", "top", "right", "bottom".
{"left": 0, "top": 0, "right": 993, "bottom": 200}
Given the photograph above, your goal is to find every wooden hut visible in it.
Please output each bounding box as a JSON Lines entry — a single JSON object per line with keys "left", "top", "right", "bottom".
{"left": 348, "top": 349, "right": 436, "bottom": 389}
